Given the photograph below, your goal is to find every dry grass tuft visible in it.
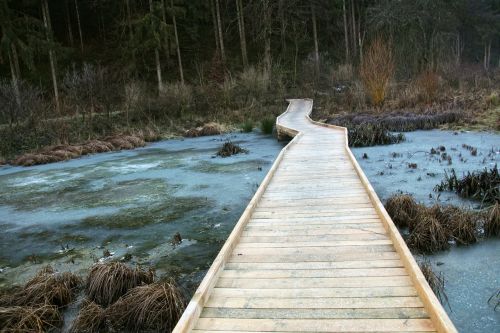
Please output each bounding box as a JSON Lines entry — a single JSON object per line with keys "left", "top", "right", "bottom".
{"left": 86, "top": 262, "right": 154, "bottom": 306}
{"left": 407, "top": 215, "right": 449, "bottom": 253}
{"left": 69, "top": 300, "right": 107, "bottom": 333}
{"left": 485, "top": 202, "right": 500, "bottom": 237}
{"left": 184, "top": 122, "right": 222, "bottom": 137}
{"left": 0, "top": 305, "right": 62, "bottom": 332}
{"left": 419, "top": 260, "right": 448, "bottom": 305}
{"left": 106, "top": 281, "right": 185, "bottom": 332}
{"left": 385, "top": 194, "right": 419, "bottom": 229}
{"left": 0, "top": 266, "right": 81, "bottom": 308}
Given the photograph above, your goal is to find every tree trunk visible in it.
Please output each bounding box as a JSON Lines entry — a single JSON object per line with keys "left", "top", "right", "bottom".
{"left": 65, "top": 0, "right": 74, "bottom": 46}
{"left": 210, "top": 0, "right": 220, "bottom": 53}
{"left": 311, "top": 1, "right": 319, "bottom": 78}
{"left": 74, "top": 0, "right": 84, "bottom": 52}
{"left": 215, "top": 0, "right": 226, "bottom": 64}
{"left": 350, "top": 0, "right": 357, "bottom": 61}
{"left": 236, "top": 0, "right": 248, "bottom": 69}
{"left": 8, "top": 46, "right": 21, "bottom": 108}
{"left": 170, "top": 0, "right": 184, "bottom": 84}
{"left": 125, "top": 0, "right": 137, "bottom": 73}
{"left": 263, "top": 0, "right": 272, "bottom": 76}
{"left": 279, "top": 0, "right": 286, "bottom": 59}
{"left": 42, "top": 0, "right": 61, "bottom": 114}
{"left": 342, "top": 0, "right": 349, "bottom": 63}
{"left": 149, "top": 0, "right": 163, "bottom": 93}
{"left": 487, "top": 41, "right": 491, "bottom": 70}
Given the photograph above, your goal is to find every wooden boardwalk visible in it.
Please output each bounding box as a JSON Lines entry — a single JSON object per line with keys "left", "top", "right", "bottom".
{"left": 173, "top": 99, "right": 457, "bottom": 333}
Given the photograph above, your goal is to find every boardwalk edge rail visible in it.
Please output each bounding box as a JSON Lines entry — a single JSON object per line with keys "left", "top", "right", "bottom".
{"left": 173, "top": 98, "right": 457, "bottom": 333}
{"left": 300, "top": 98, "right": 457, "bottom": 333}
{"left": 172, "top": 101, "right": 302, "bottom": 333}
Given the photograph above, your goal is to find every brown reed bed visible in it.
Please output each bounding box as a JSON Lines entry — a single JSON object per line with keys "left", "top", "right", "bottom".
{"left": 10, "top": 131, "right": 157, "bottom": 167}
{"left": 347, "top": 124, "right": 405, "bottom": 147}
{"left": 385, "top": 194, "right": 492, "bottom": 253}
{"left": 485, "top": 202, "right": 500, "bottom": 237}
{"left": 106, "top": 281, "right": 185, "bottom": 332}
{"left": 385, "top": 194, "right": 419, "bottom": 229}
{"left": 216, "top": 141, "right": 248, "bottom": 157}
{"left": 85, "top": 262, "right": 154, "bottom": 307}
{"left": 184, "top": 122, "right": 223, "bottom": 137}
{"left": 68, "top": 300, "right": 107, "bottom": 333}
{"left": 0, "top": 304, "right": 62, "bottom": 332}
{"left": 434, "top": 165, "right": 499, "bottom": 204}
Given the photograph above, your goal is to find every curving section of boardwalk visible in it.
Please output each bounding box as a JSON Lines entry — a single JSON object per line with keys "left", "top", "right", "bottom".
{"left": 173, "top": 99, "right": 457, "bottom": 333}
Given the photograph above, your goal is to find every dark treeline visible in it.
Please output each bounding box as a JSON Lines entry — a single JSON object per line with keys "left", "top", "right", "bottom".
{"left": 0, "top": 0, "right": 499, "bottom": 159}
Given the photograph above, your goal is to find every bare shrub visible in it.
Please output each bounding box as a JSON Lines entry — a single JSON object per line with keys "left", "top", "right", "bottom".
{"left": 63, "top": 63, "right": 106, "bottom": 122}
{"left": 417, "top": 70, "right": 440, "bottom": 103}
{"left": 237, "top": 66, "right": 270, "bottom": 99}
{"left": 160, "top": 82, "right": 193, "bottom": 115}
{"left": 360, "top": 37, "right": 395, "bottom": 106}
{"left": 0, "top": 79, "right": 45, "bottom": 128}
{"left": 332, "top": 63, "right": 354, "bottom": 83}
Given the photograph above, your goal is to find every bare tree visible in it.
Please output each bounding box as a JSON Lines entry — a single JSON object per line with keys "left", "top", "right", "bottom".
{"left": 215, "top": 0, "right": 226, "bottom": 64}
{"left": 41, "top": 0, "right": 61, "bottom": 114}
{"left": 170, "top": 0, "right": 184, "bottom": 84}
{"left": 236, "top": 0, "right": 248, "bottom": 68}
{"left": 311, "top": 1, "right": 319, "bottom": 78}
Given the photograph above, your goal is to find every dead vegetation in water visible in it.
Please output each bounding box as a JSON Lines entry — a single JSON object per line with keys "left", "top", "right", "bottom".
{"left": 0, "top": 266, "right": 81, "bottom": 308}
{"left": 106, "top": 281, "right": 185, "bottom": 332}
{"left": 184, "top": 122, "right": 223, "bottom": 137}
{"left": 9, "top": 131, "right": 157, "bottom": 166}
{"left": 0, "top": 304, "right": 62, "bottom": 332}
{"left": 384, "top": 194, "right": 495, "bottom": 253}
{"left": 488, "top": 289, "right": 500, "bottom": 311}
{"left": 485, "top": 202, "right": 500, "bottom": 237}
{"left": 347, "top": 124, "right": 405, "bottom": 147}
{"left": 85, "top": 262, "right": 155, "bottom": 306}
{"left": 216, "top": 141, "right": 248, "bottom": 157}
{"left": 419, "top": 260, "right": 448, "bottom": 305}
{"left": 434, "top": 165, "right": 500, "bottom": 204}
{"left": 385, "top": 194, "right": 419, "bottom": 229}
{"left": 68, "top": 300, "right": 107, "bottom": 333}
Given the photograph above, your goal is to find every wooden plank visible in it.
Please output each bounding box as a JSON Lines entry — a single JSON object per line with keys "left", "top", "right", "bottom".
{"left": 225, "top": 259, "right": 403, "bottom": 270}
{"left": 200, "top": 307, "right": 428, "bottom": 319}
{"left": 205, "top": 296, "right": 423, "bottom": 309}
{"left": 229, "top": 251, "right": 400, "bottom": 263}
{"left": 220, "top": 267, "right": 407, "bottom": 278}
{"left": 239, "top": 233, "right": 390, "bottom": 243}
{"left": 232, "top": 245, "right": 395, "bottom": 256}
{"left": 194, "top": 318, "right": 435, "bottom": 332}
{"left": 209, "top": 286, "right": 418, "bottom": 298}
{"left": 244, "top": 222, "right": 383, "bottom": 231}
{"left": 237, "top": 240, "right": 393, "bottom": 247}
{"left": 216, "top": 276, "right": 413, "bottom": 288}
{"left": 240, "top": 227, "right": 387, "bottom": 236}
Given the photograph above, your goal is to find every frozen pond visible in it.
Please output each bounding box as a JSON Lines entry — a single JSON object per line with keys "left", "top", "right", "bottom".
{"left": 352, "top": 129, "right": 500, "bottom": 332}
{"left": 0, "top": 132, "right": 284, "bottom": 291}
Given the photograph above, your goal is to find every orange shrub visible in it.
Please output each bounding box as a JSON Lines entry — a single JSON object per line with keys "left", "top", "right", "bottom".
{"left": 360, "top": 37, "right": 395, "bottom": 107}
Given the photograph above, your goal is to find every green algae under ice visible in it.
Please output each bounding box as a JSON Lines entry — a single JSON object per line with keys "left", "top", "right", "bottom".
{"left": 0, "top": 132, "right": 284, "bottom": 291}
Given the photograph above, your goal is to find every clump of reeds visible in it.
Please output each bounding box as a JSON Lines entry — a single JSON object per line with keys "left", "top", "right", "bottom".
{"left": 184, "top": 122, "right": 222, "bottom": 137}
{"left": 419, "top": 260, "right": 448, "bottom": 305}
{"left": 0, "top": 266, "right": 82, "bottom": 308}
{"left": 0, "top": 304, "right": 62, "bottom": 332}
{"left": 407, "top": 215, "right": 450, "bottom": 253}
{"left": 241, "top": 120, "right": 253, "bottom": 133}
{"left": 216, "top": 141, "right": 248, "bottom": 157}
{"left": 260, "top": 118, "right": 275, "bottom": 135}
{"left": 106, "top": 281, "right": 185, "bottom": 332}
{"left": 69, "top": 300, "right": 107, "bottom": 333}
{"left": 385, "top": 194, "right": 486, "bottom": 252}
{"left": 485, "top": 202, "right": 500, "bottom": 237}
{"left": 348, "top": 124, "right": 405, "bottom": 147}
{"left": 85, "top": 262, "right": 154, "bottom": 306}
{"left": 385, "top": 194, "right": 419, "bottom": 229}
{"left": 434, "top": 165, "right": 499, "bottom": 204}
